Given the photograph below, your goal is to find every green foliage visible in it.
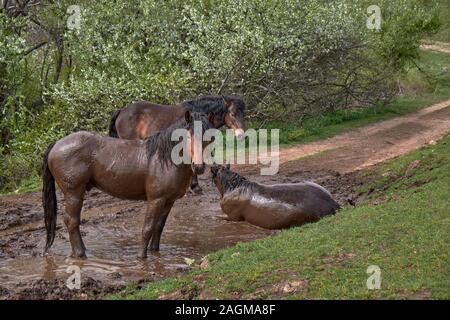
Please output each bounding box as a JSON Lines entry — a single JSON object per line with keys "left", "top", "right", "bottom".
{"left": 251, "top": 50, "right": 450, "bottom": 146}
{"left": 0, "top": 0, "right": 446, "bottom": 191}
{"left": 48, "top": 0, "right": 442, "bottom": 127}
{"left": 428, "top": 0, "right": 450, "bottom": 42}
{"left": 51, "top": 1, "right": 365, "bottom": 119}
{"left": 360, "top": 0, "right": 440, "bottom": 68}
{"left": 0, "top": 13, "right": 26, "bottom": 90}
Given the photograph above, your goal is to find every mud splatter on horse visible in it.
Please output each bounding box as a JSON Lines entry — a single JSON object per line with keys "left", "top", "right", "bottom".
{"left": 43, "top": 111, "right": 214, "bottom": 258}
{"left": 108, "top": 96, "right": 245, "bottom": 194}
{"left": 211, "top": 165, "right": 339, "bottom": 229}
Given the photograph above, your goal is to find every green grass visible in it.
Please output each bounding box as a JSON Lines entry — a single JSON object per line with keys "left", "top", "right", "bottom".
{"left": 429, "top": 0, "right": 450, "bottom": 43}
{"left": 1, "top": 174, "right": 41, "bottom": 196}
{"left": 111, "top": 135, "right": 450, "bottom": 300}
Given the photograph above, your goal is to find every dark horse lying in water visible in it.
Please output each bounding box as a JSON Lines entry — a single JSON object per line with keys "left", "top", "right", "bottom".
{"left": 108, "top": 95, "right": 246, "bottom": 194}
{"left": 42, "top": 111, "right": 213, "bottom": 258}
{"left": 211, "top": 165, "right": 339, "bottom": 229}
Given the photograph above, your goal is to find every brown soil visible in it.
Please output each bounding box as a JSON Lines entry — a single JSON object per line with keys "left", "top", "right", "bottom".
{"left": 420, "top": 41, "right": 450, "bottom": 54}
{"left": 0, "top": 100, "right": 449, "bottom": 300}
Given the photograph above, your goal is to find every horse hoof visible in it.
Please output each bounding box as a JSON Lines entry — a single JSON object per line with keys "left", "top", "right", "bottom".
{"left": 188, "top": 187, "right": 203, "bottom": 195}
{"left": 70, "top": 252, "right": 87, "bottom": 259}
{"left": 149, "top": 246, "right": 160, "bottom": 252}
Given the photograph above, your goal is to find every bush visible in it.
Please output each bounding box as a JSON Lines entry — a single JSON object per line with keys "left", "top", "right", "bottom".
{"left": 0, "top": 0, "right": 442, "bottom": 191}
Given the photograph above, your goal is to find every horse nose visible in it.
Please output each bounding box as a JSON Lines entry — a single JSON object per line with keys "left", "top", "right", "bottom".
{"left": 235, "top": 129, "right": 245, "bottom": 141}
{"left": 193, "top": 163, "right": 206, "bottom": 174}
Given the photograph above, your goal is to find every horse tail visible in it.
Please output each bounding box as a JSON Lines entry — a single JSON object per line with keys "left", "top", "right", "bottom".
{"left": 42, "top": 142, "right": 57, "bottom": 253}
{"left": 108, "top": 109, "right": 121, "bottom": 138}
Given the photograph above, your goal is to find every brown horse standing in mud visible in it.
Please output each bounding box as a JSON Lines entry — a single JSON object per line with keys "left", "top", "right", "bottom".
{"left": 42, "top": 111, "right": 213, "bottom": 259}
{"left": 108, "top": 95, "right": 246, "bottom": 194}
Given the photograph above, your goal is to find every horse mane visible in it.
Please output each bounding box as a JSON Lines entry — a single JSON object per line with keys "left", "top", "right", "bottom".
{"left": 182, "top": 95, "right": 245, "bottom": 118}
{"left": 218, "top": 168, "right": 252, "bottom": 193}
{"left": 144, "top": 112, "right": 211, "bottom": 167}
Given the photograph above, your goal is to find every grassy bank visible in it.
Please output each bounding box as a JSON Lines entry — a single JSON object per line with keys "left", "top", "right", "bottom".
{"left": 111, "top": 135, "right": 450, "bottom": 300}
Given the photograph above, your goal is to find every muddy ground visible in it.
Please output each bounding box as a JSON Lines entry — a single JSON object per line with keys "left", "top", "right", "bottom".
{"left": 0, "top": 100, "right": 449, "bottom": 300}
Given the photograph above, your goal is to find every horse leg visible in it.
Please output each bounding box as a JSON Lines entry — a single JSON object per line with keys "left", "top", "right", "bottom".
{"left": 140, "top": 199, "right": 165, "bottom": 259}
{"left": 149, "top": 201, "right": 174, "bottom": 252}
{"left": 63, "top": 187, "right": 86, "bottom": 258}
{"left": 189, "top": 174, "right": 203, "bottom": 195}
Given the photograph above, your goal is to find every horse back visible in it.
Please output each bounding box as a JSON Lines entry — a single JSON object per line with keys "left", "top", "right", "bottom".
{"left": 47, "top": 131, "right": 101, "bottom": 190}
{"left": 48, "top": 132, "right": 149, "bottom": 199}
{"left": 49, "top": 131, "right": 99, "bottom": 161}
{"left": 258, "top": 182, "right": 339, "bottom": 216}
{"left": 116, "top": 101, "right": 187, "bottom": 139}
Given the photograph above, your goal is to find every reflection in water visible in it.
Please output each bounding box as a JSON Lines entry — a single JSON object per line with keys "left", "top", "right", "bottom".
{"left": 0, "top": 190, "right": 273, "bottom": 289}
{"left": 43, "top": 256, "right": 58, "bottom": 279}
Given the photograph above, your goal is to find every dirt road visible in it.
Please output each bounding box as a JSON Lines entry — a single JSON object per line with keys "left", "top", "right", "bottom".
{"left": 420, "top": 41, "right": 450, "bottom": 54}
{"left": 0, "top": 99, "right": 449, "bottom": 299}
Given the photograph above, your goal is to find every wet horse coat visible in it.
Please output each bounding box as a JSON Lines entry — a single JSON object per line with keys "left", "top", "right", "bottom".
{"left": 109, "top": 96, "right": 246, "bottom": 140}
{"left": 42, "top": 112, "right": 213, "bottom": 258}
{"left": 108, "top": 96, "right": 246, "bottom": 194}
{"left": 211, "top": 166, "right": 339, "bottom": 229}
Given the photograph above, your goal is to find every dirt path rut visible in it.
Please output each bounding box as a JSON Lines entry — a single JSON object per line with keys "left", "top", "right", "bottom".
{"left": 273, "top": 99, "right": 450, "bottom": 173}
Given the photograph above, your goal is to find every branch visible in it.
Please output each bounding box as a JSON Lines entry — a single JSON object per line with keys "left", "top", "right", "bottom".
{"left": 217, "top": 58, "right": 243, "bottom": 95}
{"left": 19, "top": 40, "right": 47, "bottom": 60}
{"left": 53, "top": 34, "right": 64, "bottom": 83}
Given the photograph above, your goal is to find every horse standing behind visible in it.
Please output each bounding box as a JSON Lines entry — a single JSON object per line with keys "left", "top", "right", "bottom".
{"left": 108, "top": 96, "right": 246, "bottom": 194}
{"left": 42, "top": 111, "right": 213, "bottom": 259}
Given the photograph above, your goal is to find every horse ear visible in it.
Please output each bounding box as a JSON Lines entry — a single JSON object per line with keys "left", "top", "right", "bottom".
{"left": 207, "top": 112, "right": 215, "bottom": 124}
{"left": 210, "top": 164, "right": 219, "bottom": 175}
{"left": 185, "top": 110, "right": 192, "bottom": 123}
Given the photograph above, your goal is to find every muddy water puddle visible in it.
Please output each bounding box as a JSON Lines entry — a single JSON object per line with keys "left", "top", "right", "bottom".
{"left": 0, "top": 170, "right": 357, "bottom": 298}
{"left": 0, "top": 181, "right": 273, "bottom": 294}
